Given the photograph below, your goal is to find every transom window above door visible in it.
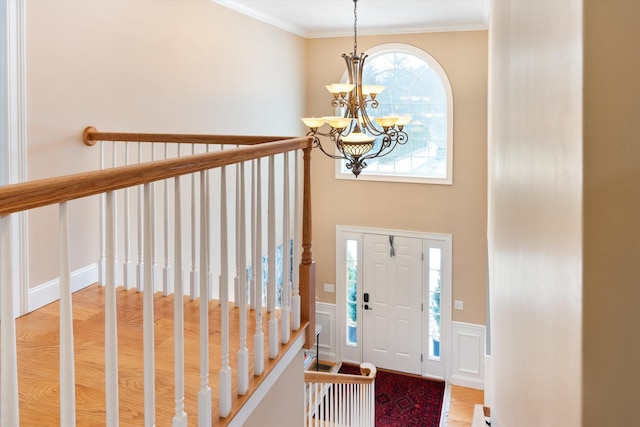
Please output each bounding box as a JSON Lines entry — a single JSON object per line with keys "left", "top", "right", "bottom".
{"left": 336, "top": 43, "right": 453, "bottom": 185}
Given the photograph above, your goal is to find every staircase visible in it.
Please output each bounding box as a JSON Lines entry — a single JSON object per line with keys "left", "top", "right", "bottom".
{"left": 304, "top": 363, "right": 377, "bottom": 427}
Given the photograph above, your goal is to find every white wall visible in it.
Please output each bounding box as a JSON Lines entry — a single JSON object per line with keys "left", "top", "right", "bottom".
{"left": 488, "top": 0, "right": 583, "bottom": 425}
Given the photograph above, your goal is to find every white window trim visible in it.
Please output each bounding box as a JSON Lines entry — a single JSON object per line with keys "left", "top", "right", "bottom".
{"left": 334, "top": 43, "right": 454, "bottom": 185}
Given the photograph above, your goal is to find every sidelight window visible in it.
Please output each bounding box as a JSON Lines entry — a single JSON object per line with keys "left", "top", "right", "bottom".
{"left": 345, "top": 239, "right": 359, "bottom": 346}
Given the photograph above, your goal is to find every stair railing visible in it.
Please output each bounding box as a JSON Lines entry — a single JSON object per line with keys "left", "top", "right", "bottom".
{"left": 0, "top": 128, "right": 315, "bottom": 426}
{"left": 304, "top": 363, "right": 377, "bottom": 427}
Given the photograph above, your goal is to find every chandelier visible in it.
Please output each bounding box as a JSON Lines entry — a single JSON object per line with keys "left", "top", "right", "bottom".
{"left": 301, "top": 0, "right": 411, "bottom": 177}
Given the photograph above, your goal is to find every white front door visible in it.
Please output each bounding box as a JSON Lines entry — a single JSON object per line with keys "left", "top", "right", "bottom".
{"left": 361, "top": 233, "right": 423, "bottom": 375}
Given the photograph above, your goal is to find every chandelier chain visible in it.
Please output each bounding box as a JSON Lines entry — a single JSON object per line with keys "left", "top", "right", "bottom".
{"left": 353, "top": 0, "right": 358, "bottom": 56}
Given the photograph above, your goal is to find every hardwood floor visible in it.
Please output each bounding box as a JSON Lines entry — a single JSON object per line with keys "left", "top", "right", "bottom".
{"left": 448, "top": 385, "right": 485, "bottom": 427}
{"left": 15, "top": 283, "right": 483, "bottom": 426}
{"left": 15, "top": 284, "right": 306, "bottom": 426}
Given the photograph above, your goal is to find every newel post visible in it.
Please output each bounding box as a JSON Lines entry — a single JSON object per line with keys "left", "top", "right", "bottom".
{"left": 299, "top": 144, "right": 316, "bottom": 349}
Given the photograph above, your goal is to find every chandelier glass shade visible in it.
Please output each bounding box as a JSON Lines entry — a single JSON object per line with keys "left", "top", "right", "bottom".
{"left": 301, "top": 0, "right": 411, "bottom": 177}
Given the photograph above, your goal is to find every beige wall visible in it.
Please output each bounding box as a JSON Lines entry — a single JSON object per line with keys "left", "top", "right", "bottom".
{"left": 488, "top": 0, "right": 583, "bottom": 425}
{"left": 25, "top": 0, "right": 306, "bottom": 288}
{"left": 305, "top": 31, "right": 488, "bottom": 325}
{"left": 583, "top": 1, "right": 640, "bottom": 425}
{"left": 244, "top": 350, "right": 305, "bottom": 426}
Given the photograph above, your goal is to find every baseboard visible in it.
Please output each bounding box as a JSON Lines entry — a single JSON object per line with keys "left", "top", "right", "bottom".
{"left": 28, "top": 263, "right": 98, "bottom": 312}
{"left": 439, "top": 383, "right": 452, "bottom": 427}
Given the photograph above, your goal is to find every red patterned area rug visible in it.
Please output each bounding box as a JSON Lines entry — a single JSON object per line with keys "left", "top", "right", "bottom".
{"left": 338, "top": 363, "right": 445, "bottom": 427}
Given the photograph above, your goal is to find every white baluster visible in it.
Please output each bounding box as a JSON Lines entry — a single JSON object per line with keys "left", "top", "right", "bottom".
{"left": 318, "top": 383, "right": 323, "bottom": 425}
{"left": 371, "top": 380, "right": 376, "bottom": 426}
{"left": 337, "top": 383, "right": 342, "bottom": 426}
{"left": 253, "top": 158, "right": 265, "bottom": 376}
{"left": 150, "top": 147, "right": 157, "bottom": 294}
{"left": 105, "top": 192, "right": 120, "bottom": 426}
{"left": 123, "top": 144, "right": 133, "bottom": 290}
{"left": 238, "top": 161, "right": 249, "bottom": 395}
{"left": 98, "top": 140, "right": 106, "bottom": 285}
{"left": 249, "top": 160, "right": 256, "bottom": 311}
{"left": 143, "top": 184, "right": 156, "bottom": 426}
{"left": 304, "top": 383, "right": 311, "bottom": 426}
{"left": 317, "top": 383, "right": 322, "bottom": 427}
{"left": 173, "top": 175, "right": 187, "bottom": 427}
{"left": 281, "top": 152, "right": 291, "bottom": 344}
{"left": 268, "top": 155, "right": 279, "bottom": 358}
{"left": 330, "top": 382, "right": 336, "bottom": 424}
{"left": 190, "top": 144, "right": 199, "bottom": 300}
{"left": 234, "top": 162, "right": 240, "bottom": 308}
{"left": 0, "top": 215, "right": 20, "bottom": 426}
{"left": 111, "top": 142, "right": 119, "bottom": 286}
{"left": 163, "top": 142, "right": 172, "bottom": 296}
{"left": 137, "top": 142, "right": 144, "bottom": 292}
{"left": 206, "top": 145, "right": 214, "bottom": 300}
{"left": 198, "top": 171, "right": 212, "bottom": 426}
{"left": 292, "top": 150, "right": 301, "bottom": 330}
{"left": 59, "top": 202, "right": 76, "bottom": 426}
{"left": 219, "top": 165, "right": 232, "bottom": 418}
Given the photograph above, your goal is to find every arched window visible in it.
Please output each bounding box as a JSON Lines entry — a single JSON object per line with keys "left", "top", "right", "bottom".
{"left": 337, "top": 44, "right": 453, "bottom": 185}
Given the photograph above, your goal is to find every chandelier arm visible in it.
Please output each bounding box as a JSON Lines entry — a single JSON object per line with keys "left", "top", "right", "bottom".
{"left": 356, "top": 52, "right": 367, "bottom": 107}
{"left": 332, "top": 98, "right": 348, "bottom": 109}
{"left": 359, "top": 129, "right": 410, "bottom": 162}
{"left": 310, "top": 134, "right": 351, "bottom": 161}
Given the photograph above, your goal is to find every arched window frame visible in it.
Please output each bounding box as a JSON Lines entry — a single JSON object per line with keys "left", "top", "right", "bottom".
{"left": 335, "top": 43, "right": 454, "bottom": 185}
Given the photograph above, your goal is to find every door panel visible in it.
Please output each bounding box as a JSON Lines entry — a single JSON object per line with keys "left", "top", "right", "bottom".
{"left": 362, "top": 233, "right": 422, "bottom": 375}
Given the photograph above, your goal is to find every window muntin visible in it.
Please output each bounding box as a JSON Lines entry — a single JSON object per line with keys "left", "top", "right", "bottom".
{"left": 336, "top": 44, "right": 453, "bottom": 185}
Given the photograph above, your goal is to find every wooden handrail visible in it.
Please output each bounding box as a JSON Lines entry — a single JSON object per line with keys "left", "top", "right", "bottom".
{"left": 82, "top": 126, "right": 293, "bottom": 146}
{"left": 0, "top": 136, "right": 312, "bottom": 216}
{"left": 304, "top": 363, "right": 377, "bottom": 385}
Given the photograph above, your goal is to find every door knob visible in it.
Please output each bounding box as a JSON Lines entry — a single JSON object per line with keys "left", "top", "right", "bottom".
{"left": 364, "top": 304, "right": 372, "bottom": 310}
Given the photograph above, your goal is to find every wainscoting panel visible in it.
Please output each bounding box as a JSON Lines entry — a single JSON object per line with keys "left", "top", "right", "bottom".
{"left": 315, "top": 302, "right": 337, "bottom": 363}
{"left": 451, "top": 321, "right": 485, "bottom": 389}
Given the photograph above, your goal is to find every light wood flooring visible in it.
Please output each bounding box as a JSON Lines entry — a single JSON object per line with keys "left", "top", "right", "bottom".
{"left": 14, "top": 283, "right": 483, "bottom": 426}
{"left": 15, "top": 283, "right": 306, "bottom": 426}
{"left": 448, "top": 385, "right": 485, "bottom": 427}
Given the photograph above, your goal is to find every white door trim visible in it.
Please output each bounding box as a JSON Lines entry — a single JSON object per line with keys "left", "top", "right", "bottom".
{"left": 336, "top": 225, "right": 452, "bottom": 380}
{"left": 1, "top": 0, "right": 29, "bottom": 317}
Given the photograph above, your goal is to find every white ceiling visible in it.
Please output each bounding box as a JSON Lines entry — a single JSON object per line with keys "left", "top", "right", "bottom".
{"left": 212, "top": 0, "right": 490, "bottom": 38}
